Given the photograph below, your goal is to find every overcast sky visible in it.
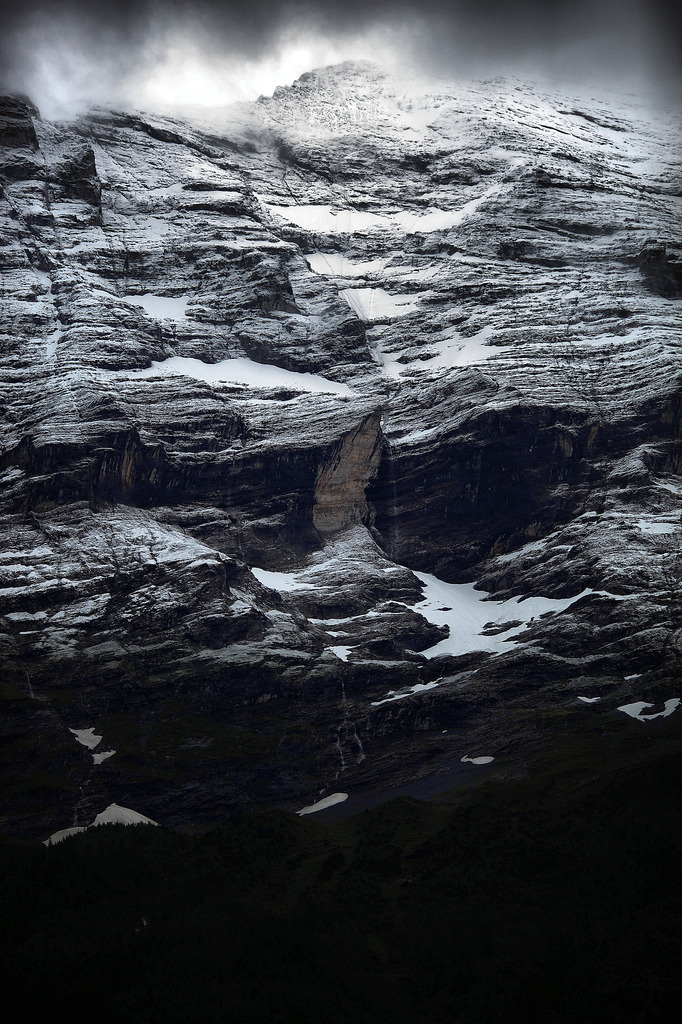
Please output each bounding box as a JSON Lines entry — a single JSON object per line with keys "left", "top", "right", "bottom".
{"left": 0, "top": 1, "right": 679, "bottom": 115}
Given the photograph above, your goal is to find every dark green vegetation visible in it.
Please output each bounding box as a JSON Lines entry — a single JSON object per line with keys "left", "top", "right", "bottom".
{"left": 2, "top": 748, "right": 681, "bottom": 1024}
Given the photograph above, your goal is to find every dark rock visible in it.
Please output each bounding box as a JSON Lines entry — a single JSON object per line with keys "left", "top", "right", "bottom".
{"left": 0, "top": 95, "right": 38, "bottom": 149}
{"left": 637, "top": 242, "right": 682, "bottom": 298}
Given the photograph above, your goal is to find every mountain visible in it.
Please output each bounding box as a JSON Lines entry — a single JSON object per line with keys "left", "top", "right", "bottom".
{"left": 0, "top": 62, "right": 680, "bottom": 838}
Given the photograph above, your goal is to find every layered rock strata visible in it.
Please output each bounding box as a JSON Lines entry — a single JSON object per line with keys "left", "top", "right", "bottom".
{"left": 0, "top": 63, "right": 680, "bottom": 835}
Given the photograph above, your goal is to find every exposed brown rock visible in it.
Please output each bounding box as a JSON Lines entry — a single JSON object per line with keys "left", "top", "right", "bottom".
{"left": 314, "top": 411, "right": 383, "bottom": 534}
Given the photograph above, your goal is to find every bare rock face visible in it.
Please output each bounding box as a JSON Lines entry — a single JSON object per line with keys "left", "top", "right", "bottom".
{"left": 637, "top": 242, "right": 682, "bottom": 298}
{"left": 313, "top": 411, "right": 383, "bottom": 533}
{"left": 0, "top": 63, "right": 681, "bottom": 836}
{"left": 0, "top": 95, "right": 39, "bottom": 149}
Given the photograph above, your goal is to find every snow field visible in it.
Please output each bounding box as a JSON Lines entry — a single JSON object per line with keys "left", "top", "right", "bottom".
{"left": 412, "top": 571, "right": 597, "bottom": 660}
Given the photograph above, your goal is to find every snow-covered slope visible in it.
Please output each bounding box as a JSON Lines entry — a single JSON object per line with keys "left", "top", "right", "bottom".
{"left": 0, "top": 65, "right": 680, "bottom": 836}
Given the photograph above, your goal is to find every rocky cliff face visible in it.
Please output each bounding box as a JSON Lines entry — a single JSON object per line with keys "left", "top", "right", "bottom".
{"left": 1, "top": 62, "right": 680, "bottom": 836}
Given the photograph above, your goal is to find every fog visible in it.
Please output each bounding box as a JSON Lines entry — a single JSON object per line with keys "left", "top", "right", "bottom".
{"left": 0, "top": 1, "right": 679, "bottom": 116}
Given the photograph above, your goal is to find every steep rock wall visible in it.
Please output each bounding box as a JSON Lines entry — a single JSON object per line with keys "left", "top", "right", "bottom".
{"left": 314, "top": 411, "right": 383, "bottom": 534}
{"left": 1, "top": 64, "right": 680, "bottom": 835}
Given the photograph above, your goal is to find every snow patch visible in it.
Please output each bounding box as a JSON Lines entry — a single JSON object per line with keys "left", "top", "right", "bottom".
{"left": 371, "top": 681, "right": 440, "bottom": 706}
{"left": 44, "top": 826, "right": 88, "bottom": 846}
{"left": 70, "top": 727, "right": 102, "bottom": 750}
{"left": 265, "top": 203, "right": 391, "bottom": 233}
{"left": 393, "top": 187, "right": 501, "bottom": 232}
{"left": 138, "top": 356, "right": 353, "bottom": 395}
{"left": 495, "top": 539, "right": 548, "bottom": 563}
{"left": 412, "top": 570, "right": 595, "bottom": 659}
{"left": 92, "top": 750, "right": 116, "bottom": 765}
{"left": 91, "top": 804, "right": 158, "bottom": 827}
{"left": 329, "top": 645, "right": 354, "bottom": 661}
{"left": 417, "top": 325, "right": 503, "bottom": 370}
{"left": 33, "top": 268, "right": 52, "bottom": 290}
{"left": 265, "top": 186, "right": 499, "bottom": 236}
{"left": 461, "top": 755, "right": 495, "bottom": 765}
{"left": 297, "top": 792, "right": 348, "bottom": 815}
{"left": 45, "top": 329, "right": 60, "bottom": 359}
{"left": 340, "top": 287, "right": 421, "bottom": 321}
{"left": 127, "top": 216, "right": 175, "bottom": 241}
{"left": 251, "top": 567, "right": 318, "bottom": 591}
{"left": 370, "top": 323, "right": 506, "bottom": 380}
{"left": 617, "top": 698, "right": 680, "bottom": 721}
{"left": 306, "top": 253, "right": 386, "bottom": 276}
{"left": 69, "top": 727, "right": 116, "bottom": 765}
{"left": 45, "top": 803, "right": 158, "bottom": 845}
{"left": 638, "top": 519, "right": 678, "bottom": 535}
{"left": 124, "top": 293, "right": 189, "bottom": 320}
{"left": 578, "top": 696, "right": 602, "bottom": 703}
{"left": 149, "top": 181, "right": 185, "bottom": 197}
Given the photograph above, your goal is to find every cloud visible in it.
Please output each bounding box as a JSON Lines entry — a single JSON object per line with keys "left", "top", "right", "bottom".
{"left": 0, "top": 1, "right": 679, "bottom": 114}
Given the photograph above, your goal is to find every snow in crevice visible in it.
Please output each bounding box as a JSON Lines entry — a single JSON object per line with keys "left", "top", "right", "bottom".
{"left": 124, "top": 293, "right": 189, "bottom": 320}
{"left": 45, "top": 330, "right": 61, "bottom": 359}
{"left": 329, "top": 645, "right": 355, "bottom": 661}
{"left": 340, "top": 287, "right": 422, "bottom": 321}
{"left": 366, "top": 325, "right": 405, "bottom": 379}
{"left": 305, "top": 253, "right": 387, "bottom": 277}
{"left": 251, "top": 567, "right": 319, "bottom": 591}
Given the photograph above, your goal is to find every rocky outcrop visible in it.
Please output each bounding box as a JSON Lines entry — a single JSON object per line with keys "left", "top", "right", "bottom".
{"left": 0, "top": 63, "right": 680, "bottom": 836}
{"left": 0, "top": 95, "right": 38, "bottom": 149}
{"left": 314, "top": 411, "right": 383, "bottom": 534}
{"left": 637, "top": 242, "right": 682, "bottom": 298}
